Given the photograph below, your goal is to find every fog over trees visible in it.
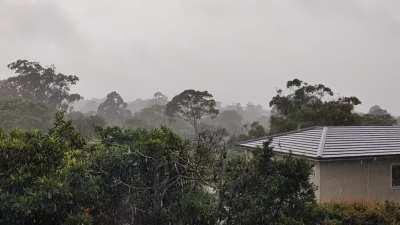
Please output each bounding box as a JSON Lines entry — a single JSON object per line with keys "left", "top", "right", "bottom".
{"left": 1, "top": 59, "right": 400, "bottom": 225}
{"left": 0, "top": 59, "right": 398, "bottom": 140}
{"left": 2, "top": 1, "right": 400, "bottom": 224}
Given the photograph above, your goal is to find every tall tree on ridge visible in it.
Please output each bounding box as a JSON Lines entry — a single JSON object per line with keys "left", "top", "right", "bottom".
{"left": 0, "top": 59, "right": 82, "bottom": 110}
{"left": 153, "top": 91, "right": 168, "bottom": 106}
{"left": 97, "top": 91, "right": 132, "bottom": 126}
{"left": 166, "top": 89, "right": 219, "bottom": 136}
{"left": 269, "top": 79, "right": 362, "bottom": 134}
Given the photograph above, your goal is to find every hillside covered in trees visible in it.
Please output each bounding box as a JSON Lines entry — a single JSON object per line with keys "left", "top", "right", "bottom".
{"left": 1, "top": 60, "right": 400, "bottom": 225}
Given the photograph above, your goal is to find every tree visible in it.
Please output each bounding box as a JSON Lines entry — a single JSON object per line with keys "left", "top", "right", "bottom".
{"left": 152, "top": 91, "right": 168, "bottom": 106}
{"left": 223, "top": 142, "right": 316, "bottom": 225}
{"left": 91, "top": 127, "right": 217, "bottom": 225}
{"left": 67, "top": 111, "right": 106, "bottom": 138}
{"left": 214, "top": 110, "right": 244, "bottom": 136}
{"left": 360, "top": 115, "right": 397, "bottom": 126}
{"left": 97, "top": 91, "right": 132, "bottom": 126}
{"left": 0, "top": 97, "right": 54, "bottom": 131}
{"left": 242, "top": 103, "right": 267, "bottom": 123}
{"left": 247, "top": 121, "right": 267, "bottom": 138}
{"left": 269, "top": 79, "right": 362, "bottom": 134}
{"left": 166, "top": 90, "right": 219, "bottom": 136}
{"left": 125, "top": 104, "right": 168, "bottom": 130}
{"left": 368, "top": 105, "right": 390, "bottom": 116}
{"left": 359, "top": 105, "right": 397, "bottom": 126}
{"left": 195, "top": 128, "right": 228, "bottom": 223}
{"left": 0, "top": 59, "right": 82, "bottom": 110}
{"left": 0, "top": 113, "right": 91, "bottom": 225}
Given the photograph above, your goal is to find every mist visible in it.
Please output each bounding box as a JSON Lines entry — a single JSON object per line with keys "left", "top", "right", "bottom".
{"left": 4, "top": 2, "right": 400, "bottom": 224}
{"left": 1, "top": 0, "right": 400, "bottom": 114}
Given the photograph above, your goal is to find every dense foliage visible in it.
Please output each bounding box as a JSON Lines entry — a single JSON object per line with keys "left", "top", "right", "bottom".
{"left": 269, "top": 79, "right": 397, "bottom": 134}
{"left": 0, "top": 97, "right": 54, "bottom": 131}
{"left": 2, "top": 59, "right": 400, "bottom": 225}
{"left": 91, "top": 126, "right": 218, "bottom": 225}
{"left": 269, "top": 79, "right": 362, "bottom": 133}
{"left": 0, "top": 59, "right": 81, "bottom": 110}
{"left": 361, "top": 105, "right": 398, "bottom": 126}
{"left": 67, "top": 111, "right": 106, "bottom": 138}
{"left": 223, "top": 143, "right": 316, "bottom": 225}
{"left": 313, "top": 202, "right": 400, "bottom": 225}
{"left": 0, "top": 114, "right": 317, "bottom": 225}
{"left": 0, "top": 112, "right": 89, "bottom": 225}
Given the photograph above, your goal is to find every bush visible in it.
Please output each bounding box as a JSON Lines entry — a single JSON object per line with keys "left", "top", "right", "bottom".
{"left": 223, "top": 142, "right": 317, "bottom": 225}
{"left": 314, "top": 202, "right": 400, "bottom": 225}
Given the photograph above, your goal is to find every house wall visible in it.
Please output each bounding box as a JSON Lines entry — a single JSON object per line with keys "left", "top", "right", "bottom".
{"left": 318, "top": 156, "right": 400, "bottom": 203}
{"left": 310, "top": 162, "right": 320, "bottom": 201}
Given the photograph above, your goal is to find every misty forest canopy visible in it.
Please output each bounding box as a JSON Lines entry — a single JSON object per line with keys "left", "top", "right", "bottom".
{"left": 269, "top": 79, "right": 398, "bottom": 134}
{"left": 0, "top": 60, "right": 81, "bottom": 110}
{"left": 0, "top": 60, "right": 398, "bottom": 138}
{"left": 2, "top": 60, "right": 400, "bottom": 225}
{"left": 0, "top": 60, "right": 82, "bottom": 131}
{"left": 97, "top": 91, "right": 132, "bottom": 126}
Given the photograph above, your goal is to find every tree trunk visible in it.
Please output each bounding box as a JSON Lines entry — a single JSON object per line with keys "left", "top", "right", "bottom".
{"left": 193, "top": 118, "right": 199, "bottom": 137}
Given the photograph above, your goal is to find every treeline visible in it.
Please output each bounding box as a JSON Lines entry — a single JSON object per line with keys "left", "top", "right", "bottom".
{"left": 1, "top": 59, "right": 400, "bottom": 225}
{"left": 0, "top": 59, "right": 270, "bottom": 141}
{"left": 0, "top": 58, "right": 398, "bottom": 160}
{"left": 1, "top": 112, "right": 316, "bottom": 225}
{"left": 1, "top": 60, "right": 397, "bottom": 143}
{"left": 2, "top": 112, "right": 400, "bottom": 225}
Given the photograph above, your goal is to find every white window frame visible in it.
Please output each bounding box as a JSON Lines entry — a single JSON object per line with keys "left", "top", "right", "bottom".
{"left": 391, "top": 163, "right": 400, "bottom": 189}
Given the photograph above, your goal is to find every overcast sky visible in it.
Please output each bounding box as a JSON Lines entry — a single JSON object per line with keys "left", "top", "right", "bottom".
{"left": 1, "top": 0, "right": 400, "bottom": 114}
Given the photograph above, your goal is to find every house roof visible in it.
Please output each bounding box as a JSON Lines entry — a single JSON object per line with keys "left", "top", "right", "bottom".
{"left": 239, "top": 126, "right": 400, "bottom": 159}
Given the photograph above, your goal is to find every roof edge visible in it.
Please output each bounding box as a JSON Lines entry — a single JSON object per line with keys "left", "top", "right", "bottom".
{"left": 237, "top": 126, "right": 323, "bottom": 148}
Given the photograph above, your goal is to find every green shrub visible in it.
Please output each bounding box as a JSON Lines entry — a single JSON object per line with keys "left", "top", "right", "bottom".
{"left": 314, "top": 201, "right": 400, "bottom": 225}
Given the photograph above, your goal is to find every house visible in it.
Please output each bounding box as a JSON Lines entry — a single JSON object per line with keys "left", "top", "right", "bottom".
{"left": 239, "top": 126, "right": 400, "bottom": 203}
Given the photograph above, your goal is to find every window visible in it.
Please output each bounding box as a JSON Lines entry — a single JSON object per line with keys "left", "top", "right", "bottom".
{"left": 392, "top": 164, "right": 400, "bottom": 188}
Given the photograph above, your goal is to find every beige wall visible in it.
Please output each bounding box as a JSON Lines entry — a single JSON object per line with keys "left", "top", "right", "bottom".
{"left": 316, "top": 156, "right": 400, "bottom": 203}
{"left": 310, "top": 162, "right": 320, "bottom": 201}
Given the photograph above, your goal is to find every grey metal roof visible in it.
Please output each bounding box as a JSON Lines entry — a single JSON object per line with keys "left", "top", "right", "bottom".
{"left": 239, "top": 126, "right": 400, "bottom": 159}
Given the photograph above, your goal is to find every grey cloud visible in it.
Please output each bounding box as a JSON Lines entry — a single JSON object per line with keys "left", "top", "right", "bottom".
{"left": 1, "top": 0, "right": 400, "bottom": 114}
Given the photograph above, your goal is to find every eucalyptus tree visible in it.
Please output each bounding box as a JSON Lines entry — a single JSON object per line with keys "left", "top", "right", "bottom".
{"left": 97, "top": 91, "right": 132, "bottom": 126}
{"left": 361, "top": 105, "right": 397, "bottom": 125}
{"left": 0, "top": 59, "right": 82, "bottom": 110}
{"left": 269, "top": 79, "right": 362, "bottom": 133}
{"left": 166, "top": 89, "right": 219, "bottom": 136}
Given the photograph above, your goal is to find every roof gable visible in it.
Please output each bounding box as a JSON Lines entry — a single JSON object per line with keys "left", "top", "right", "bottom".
{"left": 239, "top": 126, "right": 400, "bottom": 159}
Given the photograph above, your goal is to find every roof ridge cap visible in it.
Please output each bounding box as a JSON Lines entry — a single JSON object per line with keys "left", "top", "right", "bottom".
{"left": 317, "top": 127, "right": 328, "bottom": 157}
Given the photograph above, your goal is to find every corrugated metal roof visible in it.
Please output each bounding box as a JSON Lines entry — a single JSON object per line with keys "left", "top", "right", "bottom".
{"left": 239, "top": 126, "right": 400, "bottom": 159}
